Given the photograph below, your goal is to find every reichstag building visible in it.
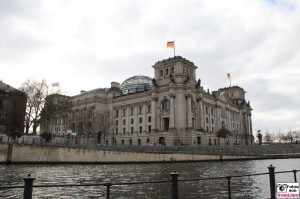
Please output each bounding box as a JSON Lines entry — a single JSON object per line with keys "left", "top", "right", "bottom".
{"left": 41, "top": 56, "right": 254, "bottom": 146}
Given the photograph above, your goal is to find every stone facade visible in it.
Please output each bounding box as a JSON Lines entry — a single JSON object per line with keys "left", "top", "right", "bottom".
{"left": 41, "top": 56, "right": 254, "bottom": 146}
{"left": 0, "top": 81, "right": 27, "bottom": 136}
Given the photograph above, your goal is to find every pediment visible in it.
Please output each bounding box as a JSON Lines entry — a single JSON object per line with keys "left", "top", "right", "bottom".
{"left": 216, "top": 92, "right": 232, "bottom": 103}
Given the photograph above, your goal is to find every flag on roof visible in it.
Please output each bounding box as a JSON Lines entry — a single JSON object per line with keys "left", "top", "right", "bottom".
{"left": 227, "top": 73, "right": 231, "bottom": 79}
{"left": 167, "top": 41, "right": 175, "bottom": 48}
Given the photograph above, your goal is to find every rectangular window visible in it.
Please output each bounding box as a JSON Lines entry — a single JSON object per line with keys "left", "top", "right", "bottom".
{"left": 121, "top": 140, "right": 124, "bottom": 145}
{"left": 139, "top": 126, "right": 142, "bottom": 134}
{"left": 123, "top": 108, "right": 126, "bottom": 117}
{"left": 123, "top": 119, "right": 126, "bottom": 125}
{"left": 212, "top": 127, "right": 214, "bottom": 132}
{"left": 148, "top": 105, "right": 151, "bottom": 113}
{"left": 148, "top": 116, "right": 151, "bottom": 123}
{"left": 115, "top": 128, "right": 118, "bottom": 135}
{"left": 206, "top": 126, "right": 209, "bottom": 132}
{"left": 115, "top": 120, "right": 118, "bottom": 126}
{"left": 123, "top": 128, "right": 126, "bottom": 135}
{"left": 139, "top": 117, "right": 142, "bottom": 123}
{"left": 211, "top": 118, "right": 214, "bottom": 124}
{"left": 139, "top": 107, "right": 143, "bottom": 114}
{"left": 131, "top": 108, "right": 134, "bottom": 115}
{"left": 206, "top": 117, "right": 208, "bottom": 124}
{"left": 131, "top": 127, "right": 134, "bottom": 134}
{"left": 206, "top": 107, "right": 208, "bottom": 115}
{"left": 148, "top": 125, "right": 151, "bottom": 133}
{"left": 131, "top": 118, "right": 134, "bottom": 124}
{"left": 211, "top": 108, "right": 214, "bottom": 116}
{"left": 197, "top": 137, "right": 201, "bottom": 145}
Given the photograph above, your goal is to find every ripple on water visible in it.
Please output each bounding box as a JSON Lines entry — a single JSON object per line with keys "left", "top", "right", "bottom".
{"left": 0, "top": 158, "right": 299, "bottom": 198}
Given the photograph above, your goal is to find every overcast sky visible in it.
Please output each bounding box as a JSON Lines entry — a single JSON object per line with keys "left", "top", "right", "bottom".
{"left": 1, "top": 0, "right": 299, "bottom": 134}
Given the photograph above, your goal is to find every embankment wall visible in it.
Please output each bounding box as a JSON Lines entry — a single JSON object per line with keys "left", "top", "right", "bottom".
{"left": 0, "top": 144, "right": 256, "bottom": 164}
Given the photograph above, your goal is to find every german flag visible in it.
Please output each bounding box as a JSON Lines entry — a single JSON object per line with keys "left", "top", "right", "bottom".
{"left": 167, "top": 41, "right": 175, "bottom": 48}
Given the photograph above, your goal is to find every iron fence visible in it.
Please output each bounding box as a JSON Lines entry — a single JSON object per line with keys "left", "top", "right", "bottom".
{"left": 0, "top": 165, "right": 298, "bottom": 199}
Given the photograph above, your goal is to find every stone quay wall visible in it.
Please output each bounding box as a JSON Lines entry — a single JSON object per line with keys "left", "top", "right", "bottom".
{"left": 0, "top": 144, "right": 259, "bottom": 164}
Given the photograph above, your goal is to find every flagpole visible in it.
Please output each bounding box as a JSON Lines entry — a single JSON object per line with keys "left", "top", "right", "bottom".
{"left": 174, "top": 41, "right": 175, "bottom": 57}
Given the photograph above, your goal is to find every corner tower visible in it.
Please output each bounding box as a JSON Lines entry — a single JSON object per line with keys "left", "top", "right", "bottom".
{"left": 152, "top": 56, "right": 198, "bottom": 86}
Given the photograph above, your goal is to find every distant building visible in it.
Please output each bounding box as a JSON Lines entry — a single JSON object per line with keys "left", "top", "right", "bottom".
{"left": 41, "top": 56, "right": 254, "bottom": 146}
{"left": 0, "top": 81, "right": 27, "bottom": 135}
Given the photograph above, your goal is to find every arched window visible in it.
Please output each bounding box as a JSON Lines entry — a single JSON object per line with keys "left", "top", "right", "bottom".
{"left": 165, "top": 68, "right": 169, "bottom": 76}
{"left": 162, "top": 99, "right": 170, "bottom": 111}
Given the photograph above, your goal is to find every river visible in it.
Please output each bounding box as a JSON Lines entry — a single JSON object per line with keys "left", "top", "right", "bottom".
{"left": 0, "top": 158, "right": 299, "bottom": 199}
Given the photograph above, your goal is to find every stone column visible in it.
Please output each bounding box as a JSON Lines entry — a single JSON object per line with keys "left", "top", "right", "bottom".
{"left": 169, "top": 94, "right": 175, "bottom": 129}
{"left": 196, "top": 97, "right": 203, "bottom": 130}
{"left": 135, "top": 106, "right": 138, "bottom": 134}
{"left": 186, "top": 94, "right": 193, "bottom": 129}
{"left": 126, "top": 107, "right": 130, "bottom": 135}
{"left": 143, "top": 103, "right": 147, "bottom": 134}
{"left": 151, "top": 96, "right": 158, "bottom": 132}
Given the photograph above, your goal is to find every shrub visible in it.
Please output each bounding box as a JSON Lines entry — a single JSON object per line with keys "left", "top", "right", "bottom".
{"left": 40, "top": 132, "right": 52, "bottom": 142}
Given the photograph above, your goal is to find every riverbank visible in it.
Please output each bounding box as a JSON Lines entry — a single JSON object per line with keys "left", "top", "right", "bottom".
{"left": 1, "top": 143, "right": 300, "bottom": 164}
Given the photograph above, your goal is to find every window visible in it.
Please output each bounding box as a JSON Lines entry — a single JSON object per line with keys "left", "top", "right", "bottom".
{"left": 115, "top": 128, "right": 118, "bottom": 135}
{"left": 115, "top": 120, "right": 118, "bottom": 126}
{"left": 165, "top": 68, "right": 169, "bottom": 76}
{"left": 148, "top": 116, "right": 151, "bottom": 122}
{"left": 131, "top": 108, "right": 134, "bottom": 115}
{"left": 139, "top": 117, "right": 142, "bottom": 123}
{"left": 131, "top": 127, "right": 134, "bottom": 134}
{"left": 139, "top": 107, "right": 143, "bottom": 114}
{"left": 148, "top": 125, "right": 151, "bottom": 133}
{"left": 211, "top": 108, "right": 214, "bottom": 116}
{"left": 131, "top": 118, "right": 134, "bottom": 124}
{"left": 171, "top": 67, "right": 174, "bottom": 74}
{"left": 123, "top": 128, "right": 126, "bottom": 135}
{"left": 160, "top": 70, "right": 163, "bottom": 77}
{"left": 123, "top": 108, "right": 126, "bottom": 117}
{"left": 211, "top": 118, "right": 214, "bottom": 124}
{"left": 162, "top": 99, "right": 170, "bottom": 111}
{"left": 206, "top": 117, "right": 208, "bottom": 124}
{"left": 205, "top": 107, "right": 208, "bottom": 115}
{"left": 212, "top": 127, "right": 214, "bottom": 132}
{"left": 197, "top": 137, "right": 201, "bottom": 145}
{"left": 147, "top": 105, "right": 151, "bottom": 113}
{"left": 206, "top": 126, "right": 209, "bottom": 132}
{"left": 139, "top": 126, "right": 142, "bottom": 134}
{"left": 123, "top": 119, "right": 126, "bottom": 125}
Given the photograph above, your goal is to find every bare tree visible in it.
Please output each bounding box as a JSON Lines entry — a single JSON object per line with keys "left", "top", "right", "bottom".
{"left": 93, "top": 110, "right": 113, "bottom": 144}
{"left": 263, "top": 130, "right": 272, "bottom": 144}
{"left": 20, "top": 79, "right": 50, "bottom": 134}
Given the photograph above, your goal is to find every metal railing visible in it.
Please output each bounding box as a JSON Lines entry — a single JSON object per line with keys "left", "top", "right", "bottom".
{"left": 2, "top": 140, "right": 300, "bottom": 157}
{"left": 0, "top": 165, "right": 298, "bottom": 199}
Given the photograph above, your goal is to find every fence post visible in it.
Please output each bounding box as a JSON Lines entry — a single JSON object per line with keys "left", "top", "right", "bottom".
{"left": 104, "top": 182, "right": 112, "bottom": 199}
{"left": 170, "top": 171, "right": 179, "bottom": 199}
{"left": 292, "top": 170, "right": 297, "bottom": 182}
{"left": 268, "top": 165, "right": 276, "bottom": 199}
{"left": 226, "top": 176, "right": 232, "bottom": 199}
{"left": 23, "top": 174, "right": 35, "bottom": 199}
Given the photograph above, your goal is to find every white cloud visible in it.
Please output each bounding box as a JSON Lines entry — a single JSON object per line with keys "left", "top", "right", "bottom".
{"left": 1, "top": 0, "right": 299, "bottom": 133}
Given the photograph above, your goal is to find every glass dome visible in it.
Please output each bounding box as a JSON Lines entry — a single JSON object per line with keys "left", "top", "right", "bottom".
{"left": 120, "top": 75, "right": 153, "bottom": 94}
